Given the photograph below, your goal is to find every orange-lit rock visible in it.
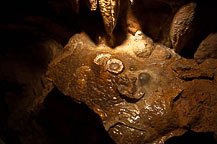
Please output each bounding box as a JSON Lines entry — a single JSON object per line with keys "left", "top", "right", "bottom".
{"left": 42, "top": 33, "right": 217, "bottom": 144}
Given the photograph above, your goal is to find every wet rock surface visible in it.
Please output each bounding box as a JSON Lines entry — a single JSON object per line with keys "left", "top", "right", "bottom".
{"left": 0, "top": 0, "right": 217, "bottom": 144}
{"left": 44, "top": 33, "right": 217, "bottom": 144}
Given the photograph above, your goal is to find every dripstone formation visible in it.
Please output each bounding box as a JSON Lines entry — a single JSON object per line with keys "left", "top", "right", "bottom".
{"left": 0, "top": 0, "right": 217, "bottom": 144}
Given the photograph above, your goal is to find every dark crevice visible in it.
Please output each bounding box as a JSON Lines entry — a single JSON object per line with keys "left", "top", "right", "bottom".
{"left": 36, "top": 87, "right": 115, "bottom": 144}
{"left": 165, "top": 131, "right": 217, "bottom": 144}
{"left": 179, "top": 45, "right": 198, "bottom": 59}
{"left": 108, "top": 122, "right": 145, "bottom": 132}
{"left": 118, "top": 92, "right": 141, "bottom": 103}
{"left": 0, "top": 81, "right": 22, "bottom": 144}
{"left": 172, "top": 90, "right": 183, "bottom": 104}
{"left": 181, "top": 75, "right": 214, "bottom": 81}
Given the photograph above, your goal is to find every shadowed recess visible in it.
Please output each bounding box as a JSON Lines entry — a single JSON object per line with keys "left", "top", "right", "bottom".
{"left": 36, "top": 88, "right": 115, "bottom": 144}
{"left": 165, "top": 131, "right": 216, "bottom": 144}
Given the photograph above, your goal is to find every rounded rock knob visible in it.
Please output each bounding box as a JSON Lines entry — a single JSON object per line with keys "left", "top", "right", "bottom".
{"left": 106, "top": 58, "right": 124, "bottom": 74}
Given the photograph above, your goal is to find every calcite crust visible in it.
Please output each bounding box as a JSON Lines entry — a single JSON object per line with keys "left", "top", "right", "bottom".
{"left": 43, "top": 33, "right": 217, "bottom": 144}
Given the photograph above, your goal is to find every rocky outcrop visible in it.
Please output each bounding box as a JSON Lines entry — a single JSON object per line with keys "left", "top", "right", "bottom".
{"left": 41, "top": 33, "right": 217, "bottom": 144}
{"left": 0, "top": 0, "right": 217, "bottom": 144}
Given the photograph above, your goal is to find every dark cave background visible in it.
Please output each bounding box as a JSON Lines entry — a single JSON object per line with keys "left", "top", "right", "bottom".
{"left": 0, "top": 0, "right": 217, "bottom": 144}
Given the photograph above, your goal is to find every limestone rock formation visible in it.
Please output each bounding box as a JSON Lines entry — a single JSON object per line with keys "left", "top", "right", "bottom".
{"left": 1, "top": 0, "right": 217, "bottom": 144}
{"left": 37, "top": 32, "right": 217, "bottom": 144}
{"left": 194, "top": 33, "right": 217, "bottom": 64}
{"left": 170, "top": 2, "right": 197, "bottom": 53}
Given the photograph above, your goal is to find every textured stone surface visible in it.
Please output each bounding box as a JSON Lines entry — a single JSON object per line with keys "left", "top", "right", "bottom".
{"left": 194, "top": 33, "right": 217, "bottom": 64}
{"left": 1, "top": 0, "right": 217, "bottom": 144}
{"left": 44, "top": 33, "right": 217, "bottom": 144}
{"left": 170, "top": 2, "right": 196, "bottom": 53}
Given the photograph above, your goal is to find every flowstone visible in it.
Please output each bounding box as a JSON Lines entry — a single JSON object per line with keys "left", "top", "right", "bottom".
{"left": 32, "top": 32, "right": 217, "bottom": 144}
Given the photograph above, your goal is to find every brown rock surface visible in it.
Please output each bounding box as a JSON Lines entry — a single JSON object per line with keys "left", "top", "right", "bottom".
{"left": 1, "top": 0, "right": 217, "bottom": 144}
{"left": 39, "top": 33, "right": 217, "bottom": 144}
{"left": 194, "top": 33, "right": 217, "bottom": 64}
{"left": 170, "top": 2, "right": 196, "bottom": 53}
